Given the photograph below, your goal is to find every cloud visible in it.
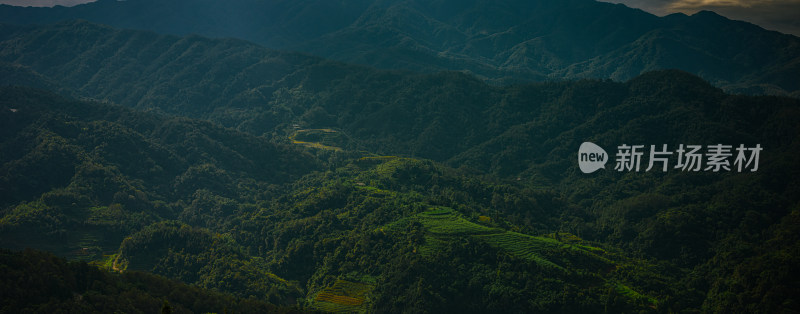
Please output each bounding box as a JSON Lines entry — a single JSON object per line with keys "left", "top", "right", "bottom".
{"left": 0, "top": 0, "right": 95, "bottom": 7}
{"left": 3, "top": 0, "right": 799, "bottom": 36}
{"left": 668, "top": 0, "right": 798, "bottom": 9}
{"left": 669, "top": 0, "right": 753, "bottom": 8}
{"left": 607, "top": 0, "right": 800, "bottom": 36}
{"left": 695, "top": 2, "right": 800, "bottom": 36}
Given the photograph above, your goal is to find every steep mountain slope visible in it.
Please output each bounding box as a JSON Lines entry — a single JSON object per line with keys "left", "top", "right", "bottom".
{"left": 1, "top": 21, "right": 799, "bottom": 313}
{"left": 0, "top": 86, "right": 318, "bottom": 302}
{"left": 556, "top": 11, "right": 800, "bottom": 95}
{"left": 1, "top": 21, "right": 797, "bottom": 178}
{"left": 0, "top": 0, "right": 798, "bottom": 95}
{"left": 0, "top": 249, "right": 303, "bottom": 313}
{"left": 0, "top": 87, "right": 678, "bottom": 312}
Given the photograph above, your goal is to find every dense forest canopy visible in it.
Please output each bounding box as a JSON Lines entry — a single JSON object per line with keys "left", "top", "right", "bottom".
{"left": 1, "top": 0, "right": 798, "bottom": 96}
{"left": 0, "top": 17, "right": 798, "bottom": 313}
{"left": 0, "top": 248, "right": 304, "bottom": 313}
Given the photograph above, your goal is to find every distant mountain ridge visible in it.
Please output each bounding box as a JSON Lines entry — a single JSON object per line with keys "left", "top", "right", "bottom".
{"left": 1, "top": 20, "right": 800, "bottom": 312}
{"left": 0, "top": 0, "right": 798, "bottom": 96}
{"left": 1, "top": 21, "right": 797, "bottom": 182}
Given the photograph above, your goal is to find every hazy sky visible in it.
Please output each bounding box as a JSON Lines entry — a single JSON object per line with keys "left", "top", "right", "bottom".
{"left": 606, "top": 0, "right": 800, "bottom": 35}
{"left": 0, "top": 0, "right": 93, "bottom": 7}
{"left": 1, "top": 0, "right": 798, "bottom": 36}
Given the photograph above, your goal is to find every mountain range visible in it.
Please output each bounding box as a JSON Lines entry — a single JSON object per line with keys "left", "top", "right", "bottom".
{"left": 0, "top": 0, "right": 798, "bottom": 96}
{"left": 0, "top": 18, "right": 799, "bottom": 312}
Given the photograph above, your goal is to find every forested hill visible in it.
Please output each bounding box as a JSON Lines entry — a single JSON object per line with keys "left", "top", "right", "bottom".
{"left": 0, "top": 86, "right": 677, "bottom": 312}
{"left": 0, "top": 85, "right": 322, "bottom": 305}
{"left": 1, "top": 20, "right": 800, "bottom": 312}
{"left": 0, "top": 86, "right": 319, "bottom": 248}
{"left": 0, "top": 249, "right": 304, "bottom": 313}
{"left": 1, "top": 21, "right": 798, "bottom": 181}
{"left": 0, "top": 0, "right": 798, "bottom": 95}
{"left": 1, "top": 84, "right": 798, "bottom": 312}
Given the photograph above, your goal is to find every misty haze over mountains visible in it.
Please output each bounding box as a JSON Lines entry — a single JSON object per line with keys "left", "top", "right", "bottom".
{"left": 1, "top": 0, "right": 798, "bottom": 96}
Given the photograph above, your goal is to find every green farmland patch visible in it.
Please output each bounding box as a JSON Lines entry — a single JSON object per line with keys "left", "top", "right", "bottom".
{"left": 312, "top": 279, "right": 375, "bottom": 313}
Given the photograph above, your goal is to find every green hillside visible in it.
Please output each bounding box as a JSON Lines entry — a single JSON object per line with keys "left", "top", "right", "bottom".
{"left": 1, "top": 0, "right": 798, "bottom": 95}
{"left": 0, "top": 87, "right": 319, "bottom": 300}
{"left": 0, "top": 248, "right": 304, "bottom": 313}
{"left": 3, "top": 21, "right": 796, "bottom": 171}
{"left": 0, "top": 87, "right": 680, "bottom": 311}
{"left": 0, "top": 21, "right": 798, "bottom": 312}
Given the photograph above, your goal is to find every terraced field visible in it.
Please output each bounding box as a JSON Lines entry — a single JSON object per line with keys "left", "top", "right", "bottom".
{"left": 291, "top": 129, "right": 344, "bottom": 151}
{"left": 383, "top": 207, "right": 613, "bottom": 271}
{"left": 312, "top": 279, "right": 375, "bottom": 313}
{"left": 474, "top": 232, "right": 565, "bottom": 270}
{"left": 416, "top": 209, "right": 499, "bottom": 236}
{"left": 610, "top": 281, "right": 659, "bottom": 307}
{"left": 417, "top": 235, "right": 449, "bottom": 257}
